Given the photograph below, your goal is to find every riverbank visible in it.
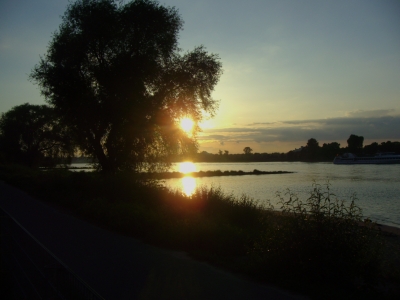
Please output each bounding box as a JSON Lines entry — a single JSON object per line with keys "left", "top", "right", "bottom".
{"left": 1, "top": 164, "right": 399, "bottom": 298}
{"left": 377, "top": 224, "right": 400, "bottom": 236}
{"left": 1, "top": 180, "right": 306, "bottom": 299}
{"left": 142, "top": 169, "right": 293, "bottom": 179}
{"left": 44, "top": 167, "right": 294, "bottom": 178}
{"left": 163, "top": 161, "right": 400, "bottom": 229}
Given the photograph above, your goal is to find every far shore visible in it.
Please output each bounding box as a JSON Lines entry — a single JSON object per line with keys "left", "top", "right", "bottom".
{"left": 45, "top": 167, "right": 294, "bottom": 178}
{"left": 143, "top": 169, "right": 294, "bottom": 179}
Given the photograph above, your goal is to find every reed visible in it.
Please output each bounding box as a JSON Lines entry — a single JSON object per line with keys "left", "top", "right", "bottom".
{"left": 0, "top": 164, "right": 395, "bottom": 298}
{"left": 251, "top": 182, "right": 384, "bottom": 292}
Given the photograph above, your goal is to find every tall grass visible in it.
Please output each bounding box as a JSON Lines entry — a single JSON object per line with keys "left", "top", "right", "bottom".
{"left": 251, "top": 182, "right": 383, "bottom": 289}
{"left": 0, "top": 165, "right": 391, "bottom": 297}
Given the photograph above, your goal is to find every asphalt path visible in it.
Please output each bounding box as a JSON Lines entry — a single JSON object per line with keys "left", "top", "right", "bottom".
{"left": 0, "top": 180, "right": 307, "bottom": 299}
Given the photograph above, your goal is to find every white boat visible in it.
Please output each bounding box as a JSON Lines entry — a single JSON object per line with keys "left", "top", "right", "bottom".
{"left": 333, "top": 152, "right": 400, "bottom": 165}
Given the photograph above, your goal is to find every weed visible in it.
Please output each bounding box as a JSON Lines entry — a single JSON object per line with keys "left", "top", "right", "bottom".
{"left": 251, "top": 181, "right": 384, "bottom": 289}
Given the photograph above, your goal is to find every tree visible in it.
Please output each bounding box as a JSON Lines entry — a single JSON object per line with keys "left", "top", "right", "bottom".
{"left": 379, "top": 141, "right": 400, "bottom": 153}
{"left": 0, "top": 103, "right": 74, "bottom": 167}
{"left": 363, "top": 142, "right": 378, "bottom": 155}
{"left": 243, "top": 147, "right": 253, "bottom": 155}
{"left": 302, "top": 138, "right": 321, "bottom": 161}
{"left": 306, "top": 138, "right": 319, "bottom": 149}
{"left": 30, "top": 0, "right": 222, "bottom": 173}
{"left": 321, "top": 142, "right": 340, "bottom": 160}
{"left": 347, "top": 134, "right": 364, "bottom": 153}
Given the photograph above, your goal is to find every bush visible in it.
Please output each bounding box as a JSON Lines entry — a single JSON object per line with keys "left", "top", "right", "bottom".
{"left": 251, "top": 182, "right": 383, "bottom": 287}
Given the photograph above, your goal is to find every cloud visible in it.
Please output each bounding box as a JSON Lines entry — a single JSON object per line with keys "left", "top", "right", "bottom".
{"left": 247, "top": 121, "right": 279, "bottom": 126}
{"left": 200, "top": 115, "right": 400, "bottom": 146}
{"left": 345, "top": 109, "right": 396, "bottom": 118}
{"left": 200, "top": 134, "right": 227, "bottom": 140}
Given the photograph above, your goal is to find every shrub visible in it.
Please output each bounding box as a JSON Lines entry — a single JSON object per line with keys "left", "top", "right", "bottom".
{"left": 251, "top": 182, "right": 383, "bottom": 287}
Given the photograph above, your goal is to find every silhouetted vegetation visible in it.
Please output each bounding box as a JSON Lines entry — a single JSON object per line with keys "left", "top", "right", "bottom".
{"left": 175, "top": 136, "right": 400, "bottom": 163}
{"left": 1, "top": 165, "right": 399, "bottom": 298}
{"left": 0, "top": 103, "right": 74, "bottom": 167}
{"left": 252, "top": 183, "right": 385, "bottom": 291}
{"left": 0, "top": 1, "right": 398, "bottom": 298}
{"left": 347, "top": 134, "right": 365, "bottom": 154}
{"left": 29, "top": 0, "right": 222, "bottom": 173}
{"left": 243, "top": 146, "right": 253, "bottom": 155}
{"left": 141, "top": 169, "right": 292, "bottom": 179}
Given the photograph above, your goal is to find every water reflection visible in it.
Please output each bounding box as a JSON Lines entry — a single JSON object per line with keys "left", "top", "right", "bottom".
{"left": 179, "top": 162, "right": 196, "bottom": 173}
{"left": 181, "top": 176, "right": 197, "bottom": 196}
{"left": 165, "top": 162, "right": 400, "bottom": 227}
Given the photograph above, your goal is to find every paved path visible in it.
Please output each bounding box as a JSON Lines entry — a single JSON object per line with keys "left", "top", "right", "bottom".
{"left": 0, "top": 180, "right": 306, "bottom": 299}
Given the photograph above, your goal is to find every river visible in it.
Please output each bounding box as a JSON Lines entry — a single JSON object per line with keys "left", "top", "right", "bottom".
{"left": 164, "top": 162, "right": 400, "bottom": 228}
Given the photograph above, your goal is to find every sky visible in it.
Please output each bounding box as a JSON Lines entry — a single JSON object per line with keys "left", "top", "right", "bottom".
{"left": 1, "top": 0, "right": 399, "bottom": 154}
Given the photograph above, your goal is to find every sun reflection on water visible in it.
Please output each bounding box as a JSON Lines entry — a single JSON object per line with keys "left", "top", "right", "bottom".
{"left": 181, "top": 176, "right": 196, "bottom": 196}
{"left": 176, "top": 162, "right": 197, "bottom": 196}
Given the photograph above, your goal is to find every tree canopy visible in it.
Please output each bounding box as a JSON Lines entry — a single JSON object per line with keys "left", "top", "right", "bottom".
{"left": 243, "top": 147, "right": 253, "bottom": 155}
{"left": 0, "top": 103, "right": 74, "bottom": 167}
{"left": 306, "top": 138, "right": 319, "bottom": 149}
{"left": 347, "top": 134, "right": 364, "bottom": 153}
{"left": 30, "top": 0, "right": 222, "bottom": 173}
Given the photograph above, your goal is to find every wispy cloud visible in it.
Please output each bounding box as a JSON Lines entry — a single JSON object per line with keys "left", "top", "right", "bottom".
{"left": 200, "top": 113, "right": 400, "bottom": 146}
{"left": 345, "top": 109, "right": 396, "bottom": 118}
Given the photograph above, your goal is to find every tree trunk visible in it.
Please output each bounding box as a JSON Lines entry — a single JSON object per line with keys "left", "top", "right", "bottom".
{"left": 92, "top": 137, "right": 115, "bottom": 173}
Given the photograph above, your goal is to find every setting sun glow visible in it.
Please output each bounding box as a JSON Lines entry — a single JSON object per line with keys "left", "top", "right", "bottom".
{"left": 178, "top": 162, "right": 196, "bottom": 174}
{"left": 180, "top": 117, "right": 194, "bottom": 133}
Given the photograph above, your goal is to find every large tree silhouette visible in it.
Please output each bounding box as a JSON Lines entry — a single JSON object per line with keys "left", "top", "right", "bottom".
{"left": 0, "top": 103, "right": 74, "bottom": 167}
{"left": 30, "top": 0, "right": 222, "bottom": 173}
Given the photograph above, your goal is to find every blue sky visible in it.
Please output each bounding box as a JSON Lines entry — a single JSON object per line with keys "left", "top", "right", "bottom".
{"left": 1, "top": 0, "right": 399, "bottom": 153}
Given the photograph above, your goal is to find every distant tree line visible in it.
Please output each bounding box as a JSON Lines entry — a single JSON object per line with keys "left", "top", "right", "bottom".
{"left": 173, "top": 134, "right": 400, "bottom": 163}
{"left": 2, "top": 104, "right": 398, "bottom": 166}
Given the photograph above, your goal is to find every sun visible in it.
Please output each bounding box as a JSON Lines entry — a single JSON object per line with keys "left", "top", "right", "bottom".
{"left": 179, "top": 162, "right": 196, "bottom": 174}
{"left": 180, "top": 117, "right": 194, "bottom": 134}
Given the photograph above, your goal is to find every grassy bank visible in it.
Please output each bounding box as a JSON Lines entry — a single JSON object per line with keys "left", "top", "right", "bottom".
{"left": 1, "top": 164, "right": 399, "bottom": 299}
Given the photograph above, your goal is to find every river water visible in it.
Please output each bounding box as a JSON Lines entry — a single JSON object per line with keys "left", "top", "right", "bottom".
{"left": 164, "top": 162, "right": 400, "bottom": 228}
